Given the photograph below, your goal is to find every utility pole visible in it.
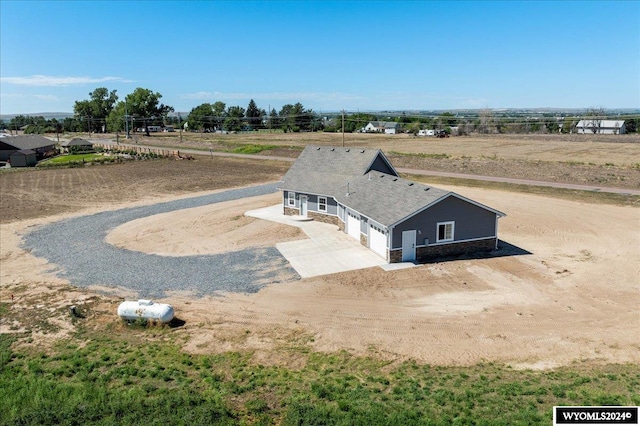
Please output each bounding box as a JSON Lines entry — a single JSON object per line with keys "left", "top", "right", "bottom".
{"left": 342, "top": 110, "right": 345, "bottom": 147}
{"left": 125, "top": 101, "right": 129, "bottom": 139}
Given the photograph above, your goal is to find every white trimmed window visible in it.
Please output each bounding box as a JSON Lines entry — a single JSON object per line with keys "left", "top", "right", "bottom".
{"left": 318, "top": 196, "right": 327, "bottom": 212}
{"left": 437, "top": 221, "right": 455, "bottom": 242}
{"left": 288, "top": 192, "right": 295, "bottom": 206}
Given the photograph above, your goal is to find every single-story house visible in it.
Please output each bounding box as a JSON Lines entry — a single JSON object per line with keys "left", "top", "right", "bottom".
{"left": 363, "top": 121, "right": 400, "bottom": 134}
{"left": 0, "top": 135, "right": 56, "bottom": 161}
{"left": 9, "top": 149, "right": 37, "bottom": 167}
{"left": 60, "top": 138, "right": 94, "bottom": 153}
{"left": 278, "top": 145, "right": 505, "bottom": 263}
{"left": 575, "top": 119, "right": 626, "bottom": 134}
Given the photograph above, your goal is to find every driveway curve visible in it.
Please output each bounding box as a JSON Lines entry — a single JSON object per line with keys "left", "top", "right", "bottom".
{"left": 22, "top": 183, "right": 300, "bottom": 298}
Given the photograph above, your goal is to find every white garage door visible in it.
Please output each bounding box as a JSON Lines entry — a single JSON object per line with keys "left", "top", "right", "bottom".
{"left": 369, "top": 224, "right": 387, "bottom": 259}
{"left": 347, "top": 213, "right": 360, "bottom": 241}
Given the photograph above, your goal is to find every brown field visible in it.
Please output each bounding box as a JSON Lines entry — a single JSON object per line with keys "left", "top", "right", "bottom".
{"left": 85, "top": 131, "right": 640, "bottom": 189}
{"left": 1, "top": 154, "right": 638, "bottom": 369}
{"left": 89, "top": 131, "right": 640, "bottom": 165}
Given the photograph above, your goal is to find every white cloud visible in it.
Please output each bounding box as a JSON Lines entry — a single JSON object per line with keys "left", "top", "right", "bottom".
{"left": 0, "top": 75, "right": 133, "bottom": 87}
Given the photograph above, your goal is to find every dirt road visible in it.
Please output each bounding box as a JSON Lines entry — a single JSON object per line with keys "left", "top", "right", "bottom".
{"left": 98, "top": 140, "right": 640, "bottom": 195}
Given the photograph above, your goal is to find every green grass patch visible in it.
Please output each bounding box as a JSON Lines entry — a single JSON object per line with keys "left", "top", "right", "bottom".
{"left": 41, "top": 153, "right": 104, "bottom": 165}
{"left": 1, "top": 328, "right": 638, "bottom": 425}
{"left": 404, "top": 173, "right": 640, "bottom": 207}
{"left": 231, "top": 144, "right": 279, "bottom": 155}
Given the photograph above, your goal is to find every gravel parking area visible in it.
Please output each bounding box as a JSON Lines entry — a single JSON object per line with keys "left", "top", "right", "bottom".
{"left": 21, "top": 183, "right": 300, "bottom": 298}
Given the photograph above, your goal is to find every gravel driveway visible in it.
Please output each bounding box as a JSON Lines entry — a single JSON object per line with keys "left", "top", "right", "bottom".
{"left": 22, "top": 183, "right": 300, "bottom": 298}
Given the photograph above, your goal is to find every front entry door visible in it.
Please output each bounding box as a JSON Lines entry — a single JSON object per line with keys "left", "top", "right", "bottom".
{"left": 300, "top": 196, "right": 308, "bottom": 217}
{"left": 402, "top": 230, "right": 416, "bottom": 262}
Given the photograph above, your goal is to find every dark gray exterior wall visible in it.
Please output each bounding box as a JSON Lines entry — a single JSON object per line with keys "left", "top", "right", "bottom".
{"left": 368, "top": 155, "right": 397, "bottom": 176}
{"left": 391, "top": 196, "right": 497, "bottom": 249}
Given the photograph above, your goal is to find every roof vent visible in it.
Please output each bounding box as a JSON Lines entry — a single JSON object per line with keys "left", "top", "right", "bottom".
{"left": 424, "top": 187, "right": 430, "bottom": 191}
{"left": 330, "top": 148, "right": 335, "bottom": 151}
{"left": 316, "top": 147, "right": 321, "bottom": 150}
{"left": 393, "top": 178, "right": 398, "bottom": 181}
{"left": 345, "top": 148, "right": 350, "bottom": 152}
{"left": 360, "top": 150, "right": 365, "bottom": 153}
{"left": 408, "top": 183, "right": 414, "bottom": 186}
{"left": 379, "top": 174, "right": 384, "bottom": 178}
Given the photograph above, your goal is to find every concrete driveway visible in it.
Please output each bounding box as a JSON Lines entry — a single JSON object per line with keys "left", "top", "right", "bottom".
{"left": 246, "top": 205, "right": 389, "bottom": 278}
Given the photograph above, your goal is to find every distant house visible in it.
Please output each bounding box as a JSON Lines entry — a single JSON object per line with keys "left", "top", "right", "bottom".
{"left": 60, "top": 138, "right": 94, "bottom": 153}
{"left": 418, "top": 129, "right": 435, "bottom": 136}
{"left": 279, "top": 145, "right": 505, "bottom": 263}
{"left": 363, "top": 121, "right": 400, "bottom": 134}
{"left": 575, "top": 119, "right": 626, "bottom": 134}
{"left": 0, "top": 135, "right": 56, "bottom": 161}
{"left": 9, "top": 149, "right": 37, "bottom": 167}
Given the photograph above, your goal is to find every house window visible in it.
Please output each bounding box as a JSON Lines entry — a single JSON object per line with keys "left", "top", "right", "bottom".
{"left": 288, "top": 192, "right": 295, "bottom": 206}
{"left": 437, "top": 221, "right": 454, "bottom": 242}
{"left": 318, "top": 197, "right": 327, "bottom": 212}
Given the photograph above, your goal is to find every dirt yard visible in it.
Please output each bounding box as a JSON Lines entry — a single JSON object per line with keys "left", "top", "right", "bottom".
{"left": 1, "top": 155, "right": 638, "bottom": 369}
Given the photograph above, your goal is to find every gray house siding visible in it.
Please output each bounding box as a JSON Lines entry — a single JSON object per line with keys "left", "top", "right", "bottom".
{"left": 284, "top": 190, "right": 338, "bottom": 216}
{"left": 391, "top": 196, "right": 497, "bottom": 249}
{"left": 368, "top": 156, "right": 397, "bottom": 176}
{"left": 308, "top": 194, "right": 338, "bottom": 215}
{"left": 283, "top": 190, "right": 298, "bottom": 208}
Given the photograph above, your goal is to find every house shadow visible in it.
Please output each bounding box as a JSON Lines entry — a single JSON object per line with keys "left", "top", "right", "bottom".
{"left": 492, "top": 240, "right": 532, "bottom": 258}
{"left": 418, "top": 239, "right": 532, "bottom": 265}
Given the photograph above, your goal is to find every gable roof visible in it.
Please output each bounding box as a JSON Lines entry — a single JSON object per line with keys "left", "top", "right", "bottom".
{"left": 367, "top": 121, "right": 399, "bottom": 129}
{"left": 0, "top": 135, "right": 55, "bottom": 150}
{"left": 11, "top": 149, "right": 36, "bottom": 156}
{"left": 279, "top": 145, "right": 505, "bottom": 228}
{"left": 278, "top": 145, "right": 398, "bottom": 195}
{"left": 60, "top": 138, "right": 93, "bottom": 147}
{"left": 576, "top": 120, "right": 625, "bottom": 128}
{"left": 334, "top": 172, "right": 450, "bottom": 226}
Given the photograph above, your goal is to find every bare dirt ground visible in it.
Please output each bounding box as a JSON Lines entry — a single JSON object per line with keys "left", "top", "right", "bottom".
{"left": 1, "top": 154, "right": 638, "bottom": 369}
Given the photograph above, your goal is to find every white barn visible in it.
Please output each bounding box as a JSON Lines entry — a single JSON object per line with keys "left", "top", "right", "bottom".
{"left": 575, "top": 120, "right": 626, "bottom": 134}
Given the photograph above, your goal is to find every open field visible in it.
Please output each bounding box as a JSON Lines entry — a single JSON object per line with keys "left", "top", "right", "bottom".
{"left": 84, "top": 131, "right": 640, "bottom": 190}
{"left": 87, "top": 131, "right": 640, "bottom": 166}
{"left": 1, "top": 155, "right": 639, "bottom": 423}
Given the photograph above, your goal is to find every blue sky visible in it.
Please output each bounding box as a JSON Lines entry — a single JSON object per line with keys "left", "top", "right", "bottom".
{"left": 1, "top": 1, "right": 638, "bottom": 114}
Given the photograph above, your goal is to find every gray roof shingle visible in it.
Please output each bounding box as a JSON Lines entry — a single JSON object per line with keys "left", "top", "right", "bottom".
{"left": 279, "top": 145, "right": 397, "bottom": 195}
{"left": 279, "top": 145, "right": 505, "bottom": 228}
{"left": 0, "top": 135, "right": 56, "bottom": 150}
{"left": 334, "top": 172, "right": 450, "bottom": 226}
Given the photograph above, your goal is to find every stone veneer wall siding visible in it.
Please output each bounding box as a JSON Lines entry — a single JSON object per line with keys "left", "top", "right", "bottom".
{"left": 389, "top": 238, "right": 497, "bottom": 263}
{"left": 360, "top": 234, "right": 368, "bottom": 247}
{"left": 308, "top": 211, "right": 340, "bottom": 226}
{"left": 284, "top": 207, "right": 298, "bottom": 216}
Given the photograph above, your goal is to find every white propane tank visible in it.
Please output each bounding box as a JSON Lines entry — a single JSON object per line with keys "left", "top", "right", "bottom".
{"left": 117, "top": 300, "right": 175, "bottom": 323}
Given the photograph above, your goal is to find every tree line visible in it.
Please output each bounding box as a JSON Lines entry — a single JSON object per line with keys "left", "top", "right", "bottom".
{"left": 2, "top": 86, "right": 638, "bottom": 135}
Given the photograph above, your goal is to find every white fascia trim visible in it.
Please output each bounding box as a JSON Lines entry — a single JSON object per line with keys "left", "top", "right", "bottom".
{"left": 388, "top": 192, "right": 453, "bottom": 228}
{"left": 387, "top": 192, "right": 505, "bottom": 229}
{"left": 364, "top": 150, "right": 400, "bottom": 177}
{"left": 448, "top": 193, "right": 506, "bottom": 217}
{"left": 341, "top": 205, "right": 386, "bottom": 234}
